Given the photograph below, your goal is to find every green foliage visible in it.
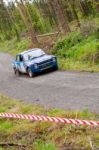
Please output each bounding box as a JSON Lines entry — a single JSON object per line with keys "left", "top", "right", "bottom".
{"left": 27, "top": 4, "right": 52, "bottom": 33}
{"left": 0, "top": 38, "right": 29, "bottom": 55}
{"left": 58, "top": 57, "right": 99, "bottom": 72}
{"left": 53, "top": 31, "right": 84, "bottom": 52}
{"left": 53, "top": 30, "right": 99, "bottom": 58}
{"left": 16, "top": 38, "right": 29, "bottom": 51}
{"left": 53, "top": 30, "right": 99, "bottom": 71}
{"left": 0, "top": 0, "right": 98, "bottom": 42}
{"left": 47, "top": 108, "right": 65, "bottom": 117}
{"left": 66, "top": 36, "right": 99, "bottom": 61}
{"left": 34, "top": 140, "right": 56, "bottom": 150}
{"left": 80, "top": 109, "right": 93, "bottom": 119}
{"left": 0, "top": 120, "right": 12, "bottom": 130}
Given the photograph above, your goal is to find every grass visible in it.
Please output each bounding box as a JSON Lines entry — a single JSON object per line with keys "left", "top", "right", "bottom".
{"left": 53, "top": 30, "right": 99, "bottom": 72}
{"left": 34, "top": 140, "right": 56, "bottom": 150}
{"left": 58, "top": 58, "right": 99, "bottom": 72}
{"left": 0, "top": 94, "right": 99, "bottom": 150}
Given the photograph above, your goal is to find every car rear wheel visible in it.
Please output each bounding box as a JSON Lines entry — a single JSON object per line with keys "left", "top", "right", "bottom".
{"left": 14, "top": 68, "right": 21, "bottom": 77}
{"left": 27, "top": 68, "right": 34, "bottom": 78}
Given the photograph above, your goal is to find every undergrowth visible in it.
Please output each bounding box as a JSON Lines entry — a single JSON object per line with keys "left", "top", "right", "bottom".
{"left": 53, "top": 30, "right": 99, "bottom": 71}
{"left": 0, "top": 37, "right": 29, "bottom": 56}
{"left": 0, "top": 94, "right": 99, "bottom": 150}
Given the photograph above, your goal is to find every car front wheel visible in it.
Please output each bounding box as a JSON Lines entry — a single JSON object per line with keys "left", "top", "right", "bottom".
{"left": 52, "top": 65, "right": 58, "bottom": 71}
{"left": 27, "top": 68, "right": 34, "bottom": 78}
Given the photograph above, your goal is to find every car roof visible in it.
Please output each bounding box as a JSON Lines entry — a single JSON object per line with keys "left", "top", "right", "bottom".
{"left": 18, "top": 48, "right": 42, "bottom": 56}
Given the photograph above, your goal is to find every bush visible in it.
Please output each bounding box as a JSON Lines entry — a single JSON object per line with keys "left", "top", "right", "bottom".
{"left": 53, "top": 31, "right": 99, "bottom": 64}
{"left": 53, "top": 32, "right": 84, "bottom": 53}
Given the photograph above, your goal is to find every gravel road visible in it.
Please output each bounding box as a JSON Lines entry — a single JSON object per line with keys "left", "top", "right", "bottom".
{"left": 0, "top": 52, "right": 99, "bottom": 112}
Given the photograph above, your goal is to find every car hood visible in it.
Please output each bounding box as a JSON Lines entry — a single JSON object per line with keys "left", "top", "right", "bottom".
{"left": 26, "top": 55, "right": 54, "bottom": 66}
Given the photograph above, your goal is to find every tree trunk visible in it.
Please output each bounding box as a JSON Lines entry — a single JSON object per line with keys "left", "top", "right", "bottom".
{"left": 69, "top": 0, "right": 81, "bottom": 28}
{"left": 6, "top": 2, "right": 20, "bottom": 41}
{"left": 0, "top": 0, "right": 13, "bottom": 39}
{"left": 15, "top": 0, "right": 39, "bottom": 47}
{"left": 51, "top": 0, "right": 70, "bottom": 34}
{"left": 95, "top": 0, "right": 99, "bottom": 12}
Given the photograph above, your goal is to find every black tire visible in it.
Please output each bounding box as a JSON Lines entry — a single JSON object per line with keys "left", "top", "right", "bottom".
{"left": 14, "top": 68, "right": 21, "bottom": 77}
{"left": 27, "top": 68, "right": 34, "bottom": 78}
{"left": 53, "top": 65, "right": 58, "bottom": 71}
{"left": 13, "top": 68, "right": 16, "bottom": 75}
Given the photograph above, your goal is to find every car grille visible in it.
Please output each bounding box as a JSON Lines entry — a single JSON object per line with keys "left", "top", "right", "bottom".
{"left": 38, "top": 59, "right": 53, "bottom": 70}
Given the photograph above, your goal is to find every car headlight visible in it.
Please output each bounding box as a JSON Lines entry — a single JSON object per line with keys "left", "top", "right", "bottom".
{"left": 52, "top": 57, "right": 56, "bottom": 62}
{"left": 34, "top": 64, "right": 38, "bottom": 69}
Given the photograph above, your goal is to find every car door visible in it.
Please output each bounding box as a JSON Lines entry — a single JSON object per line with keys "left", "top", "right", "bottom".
{"left": 16, "top": 55, "right": 26, "bottom": 73}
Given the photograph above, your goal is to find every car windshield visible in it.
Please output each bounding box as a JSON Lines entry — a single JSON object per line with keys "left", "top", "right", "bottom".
{"left": 23, "top": 49, "right": 45, "bottom": 61}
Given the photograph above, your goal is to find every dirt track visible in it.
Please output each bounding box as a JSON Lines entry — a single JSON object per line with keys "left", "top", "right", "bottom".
{"left": 0, "top": 52, "right": 99, "bottom": 112}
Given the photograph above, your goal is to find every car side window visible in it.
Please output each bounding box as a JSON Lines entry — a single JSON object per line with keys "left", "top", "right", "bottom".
{"left": 16, "top": 55, "right": 23, "bottom": 62}
{"left": 20, "top": 55, "right": 23, "bottom": 62}
{"left": 16, "top": 55, "right": 20, "bottom": 61}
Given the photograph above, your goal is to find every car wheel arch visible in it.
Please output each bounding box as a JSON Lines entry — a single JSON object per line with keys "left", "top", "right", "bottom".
{"left": 26, "top": 66, "right": 30, "bottom": 73}
{"left": 26, "top": 67, "right": 35, "bottom": 78}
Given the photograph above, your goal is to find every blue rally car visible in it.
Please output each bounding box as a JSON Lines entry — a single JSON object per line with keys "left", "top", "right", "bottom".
{"left": 12, "top": 48, "right": 58, "bottom": 77}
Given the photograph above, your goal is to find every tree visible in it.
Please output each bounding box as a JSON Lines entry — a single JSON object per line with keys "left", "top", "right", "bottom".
{"left": 0, "top": 0, "right": 13, "bottom": 39}
{"left": 79, "top": 0, "right": 93, "bottom": 16}
{"left": 68, "top": 0, "right": 81, "bottom": 28}
{"left": 15, "top": 0, "right": 39, "bottom": 47}
{"left": 6, "top": 1, "right": 20, "bottom": 41}
{"left": 51, "top": 0, "right": 70, "bottom": 33}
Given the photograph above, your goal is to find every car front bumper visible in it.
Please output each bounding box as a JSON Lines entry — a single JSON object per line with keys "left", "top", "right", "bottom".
{"left": 30, "top": 61, "right": 58, "bottom": 73}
